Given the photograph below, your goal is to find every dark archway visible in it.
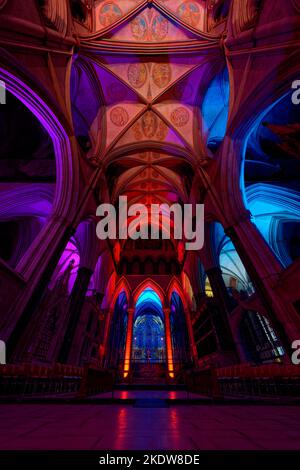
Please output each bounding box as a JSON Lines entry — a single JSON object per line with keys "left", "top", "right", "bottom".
{"left": 132, "top": 289, "right": 165, "bottom": 364}
{"left": 107, "top": 291, "right": 128, "bottom": 369}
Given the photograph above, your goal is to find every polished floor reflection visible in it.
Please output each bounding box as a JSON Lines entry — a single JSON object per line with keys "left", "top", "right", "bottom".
{"left": 0, "top": 403, "right": 300, "bottom": 450}
{"left": 93, "top": 391, "right": 206, "bottom": 400}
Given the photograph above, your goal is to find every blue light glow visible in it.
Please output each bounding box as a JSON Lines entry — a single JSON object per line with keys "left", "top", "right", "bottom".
{"left": 246, "top": 184, "right": 300, "bottom": 267}
{"left": 202, "top": 68, "right": 229, "bottom": 150}
{"left": 133, "top": 288, "right": 165, "bottom": 363}
{"left": 136, "top": 288, "right": 162, "bottom": 309}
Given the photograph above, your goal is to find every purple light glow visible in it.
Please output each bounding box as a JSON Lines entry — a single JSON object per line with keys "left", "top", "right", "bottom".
{"left": 49, "top": 241, "right": 80, "bottom": 294}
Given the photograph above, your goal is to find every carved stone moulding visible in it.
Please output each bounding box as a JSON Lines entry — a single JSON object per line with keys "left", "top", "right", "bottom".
{"left": 0, "top": 0, "right": 7, "bottom": 9}
{"left": 292, "top": 0, "right": 300, "bottom": 13}
{"left": 207, "top": 0, "right": 229, "bottom": 32}
{"left": 39, "top": 0, "right": 68, "bottom": 35}
{"left": 232, "top": 0, "right": 260, "bottom": 34}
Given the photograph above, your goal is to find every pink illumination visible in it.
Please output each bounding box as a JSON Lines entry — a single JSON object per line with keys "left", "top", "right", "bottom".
{"left": 123, "top": 308, "right": 134, "bottom": 378}
{"left": 49, "top": 241, "right": 80, "bottom": 294}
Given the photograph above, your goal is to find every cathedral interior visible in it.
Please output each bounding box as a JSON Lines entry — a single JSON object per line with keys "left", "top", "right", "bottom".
{"left": 0, "top": 0, "right": 300, "bottom": 454}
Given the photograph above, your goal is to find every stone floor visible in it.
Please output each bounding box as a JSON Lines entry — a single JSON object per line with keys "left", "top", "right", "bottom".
{"left": 92, "top": 390, "right": 206, "bottom": 400}
{"left": 0, "top": 401, "right": 300, "bottom": 450}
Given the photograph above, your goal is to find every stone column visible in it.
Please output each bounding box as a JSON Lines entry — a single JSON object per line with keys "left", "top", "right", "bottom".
{"left": 206, "top": 267, "right": 232, "bottom": 310}
{"left": 183, "top": 308, "right": 199, "bottom": 365}
{"left": 93, "top": 292, "right": 105, "bottom": 363}
{"left": 7, "top": 224, "right": 75, "bottom": 361}
{"left": 163, "top": 307, "right": 175, "bottom": 379}
{"left": 100, "top": 308, "right": 114, "bottom": 367}
{"left": 206, "top": 267, "right": 237, "bottom": 352}
{"left": 225, "top": 217, "right": 300, "bottom": 351}
{"left": 123, "top": 308, "right": 134, "bottom": 379}
{"left": 58, "top": 266, "right": 94, "bottom": 364}
{"left": 68, "top": 292, "right": 104, "bottom": 366}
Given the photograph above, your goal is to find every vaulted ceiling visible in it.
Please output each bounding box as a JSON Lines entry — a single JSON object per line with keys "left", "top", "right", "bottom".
{"left": 74, "top": 1, "right": 226, "bottom": 211}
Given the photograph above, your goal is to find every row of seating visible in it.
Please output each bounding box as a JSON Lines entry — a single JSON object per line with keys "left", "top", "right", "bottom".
{"left": 216, "top": 364, "right": 300, "bottom": 398}
{"left": 0, "top": 363, "right": 83, "bottom": 377}
{"left": 0, "top": 363, "right": 84, "bottom": 397}
{"left": 185, "top": 368, "right": 216, "bottom": 396}
{"left": 216, "top": 364, "right": 300, "bottom": 378}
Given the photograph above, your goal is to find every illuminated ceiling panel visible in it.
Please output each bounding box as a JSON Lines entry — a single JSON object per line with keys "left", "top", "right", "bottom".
{"left": 157, "top": 0, "right": 206, "bottom": 31}
{"left": 94, "top": 0, "right": 145, "bottom": 32}
{"left": 76, "top": 0, "right": 226, "bottom": 227}
{"left": 107, "top": 8, "right": 195, "bottom": 42}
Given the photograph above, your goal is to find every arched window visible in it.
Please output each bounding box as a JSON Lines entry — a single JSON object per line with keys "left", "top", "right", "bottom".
{"left": 132, "top": 289, "right": 165, "bottom": 364}
{"left": 205, "top": 276, "right": 214, "bottom": 298}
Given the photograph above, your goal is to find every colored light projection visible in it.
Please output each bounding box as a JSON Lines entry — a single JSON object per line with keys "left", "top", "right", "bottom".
{"left": 214, "top": 223, "right": 255, "bottom": 295}
{"left": 132, "top": 288, "right": 165, "bottom": 363}
{"left": 157, "top": 0, "right": 206, "bottom": 31}
{"left": 95, "top": 1, "right": 145, "bottom": 32}
{"left": 71, "top": 61, "right": 102, "bottom": 152}
{"left": 244, "top": 93, "right": 300, "bottom": 268}
{"left": 182, "top": 271, "right": 196, "bottom": 310}
{"left": 245, "top": 92, "right": 300, "bottom": 177}
{"left": 93, "top": 1, "right": 207, "bottom": 39}
{"left": 49, "top": 241, "right": 80, "bottom": 294}
{"left": 0, "top": 89, "right": 56, "bottom": 269}
{"left": 109, "top": 8, "right": 196, "bottom": 43}
{"left": 202, "top": 68, "right": 229, "bottom": 151}
{"left": 246, "top": 184, "right": 300, "bottom": 268}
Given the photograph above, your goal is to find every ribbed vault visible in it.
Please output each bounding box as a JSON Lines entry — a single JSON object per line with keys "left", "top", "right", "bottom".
{"left": 73, "top": 1, "right": 227, "bottom": 255}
